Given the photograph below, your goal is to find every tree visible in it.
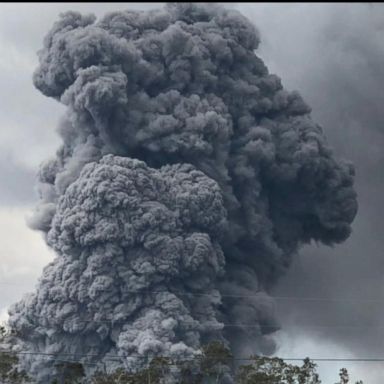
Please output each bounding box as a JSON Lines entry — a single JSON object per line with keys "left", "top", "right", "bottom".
{"left": 91, "top": 342, "right": 233, "bottom": 384}
{"left": 51, "top": 361, "right": 85, "bottom": 384}
{"left": 236, "top": 356, "right": 321, "bottom": 384}
{"left": 91, "top": 367, "right": 132, "bottom": 384}
{"left": 88, "top": 343, "right": 366, "bottom": 384}
{"left": 0, "top": 333, "right": 366, "bottom": 384}
{"left": 336, "top": 368, "right": 364, "bottom": 384}
{"left": 0, "top": 324, "right": 30, "bottom": 383}
{"left": 198, "top": 341, "right": 233, "bottom": 384}
{"left": 0, "top": 350, "right": 30, "bottom": 383}
{"left": 91, "top": 356, "right": 171, "bottom": 384}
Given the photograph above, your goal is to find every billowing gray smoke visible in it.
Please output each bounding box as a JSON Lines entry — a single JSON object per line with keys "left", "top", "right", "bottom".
{"left": 8, "top": 3, "right": 357, "bottom": 382}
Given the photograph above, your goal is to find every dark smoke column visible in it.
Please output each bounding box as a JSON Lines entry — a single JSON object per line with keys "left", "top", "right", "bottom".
{"left": 8, "top": 3, "right": 357, "bottom": 382}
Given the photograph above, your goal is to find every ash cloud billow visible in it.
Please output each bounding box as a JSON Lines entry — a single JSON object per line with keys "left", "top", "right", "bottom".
{"left": 8, "top": 3, "right": 357, "bottom": 382}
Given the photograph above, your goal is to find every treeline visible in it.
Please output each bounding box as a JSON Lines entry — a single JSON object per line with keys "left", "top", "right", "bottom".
{"left": 0, "top": 326, "right": 363, "bottom": 384}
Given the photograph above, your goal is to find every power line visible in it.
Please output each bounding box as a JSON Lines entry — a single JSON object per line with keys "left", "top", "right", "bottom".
{"left": 2, "top": 349, "right": 384, "bottom": 363}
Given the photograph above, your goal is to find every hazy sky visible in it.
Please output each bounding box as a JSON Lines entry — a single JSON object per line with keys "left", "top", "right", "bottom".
{"left": 0, "top": 3, "right": 383, "bottom": 383}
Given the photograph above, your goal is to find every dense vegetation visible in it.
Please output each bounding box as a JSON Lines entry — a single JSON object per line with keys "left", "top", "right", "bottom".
{"left": 0, "top": 326, "right": 363, "bottom": 384}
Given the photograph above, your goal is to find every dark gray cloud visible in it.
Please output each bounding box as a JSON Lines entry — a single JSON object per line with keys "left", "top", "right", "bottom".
{"left": 245, "top": 2, "right": 384, "bottom": 362}
{"left": 0, "top": 3, "right": 161, "bottom": 208}
{"left": 6, "top": 3, "right": 357, "bottom": 382}
{"left": 11, "top": 155, "right": 228, "bottom": 381}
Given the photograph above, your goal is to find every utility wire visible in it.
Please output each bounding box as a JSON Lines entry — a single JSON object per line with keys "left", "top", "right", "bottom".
{"left": 2, "top": 350, "right": 384, "bottom": 363}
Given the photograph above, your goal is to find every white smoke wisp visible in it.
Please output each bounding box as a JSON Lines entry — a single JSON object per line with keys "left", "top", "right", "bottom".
{"left": 8, "top": 3, "right": 357, "bottom": 382}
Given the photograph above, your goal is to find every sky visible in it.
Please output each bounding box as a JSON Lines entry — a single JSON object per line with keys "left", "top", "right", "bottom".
{"left": 0, "top": 2, "right": 383, "bottom": 383}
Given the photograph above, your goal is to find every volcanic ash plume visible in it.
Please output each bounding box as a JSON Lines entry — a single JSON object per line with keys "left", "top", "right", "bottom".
{"left": 8, "top": 3, "right": 357, "bottom": 382}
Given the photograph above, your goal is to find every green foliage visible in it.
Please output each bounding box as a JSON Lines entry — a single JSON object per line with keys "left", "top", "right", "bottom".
{"left": 0, "top": 350, "right": 30, "bottom": 383}
{"left": 0, "top": 325, "right": 7, "bottom": 338}
{"left": 199, "top": 340, "right": 233, "bottom": 383}
{"left": 236, "top": 356, "right": 321, "bottom": 384}
{"left": 338, "top": 368, "right": 349, "bottom": 384}
{"left": 335, "top": 368, "right": 364, "bottom": 384}
{"left": 0, "top": 335, "right": 366, "bottom": 384}
{"left": 90, "top": 342, "right": 233, "bottom": 384}
{"left": 91, "top": 356, "right": 171, "bottom": 384}
{"left": 91, "top": 367, "right": 132, "bottom": 384}
{"left": 51, "top": 361, "right": 85, "bottom": 384}
{"left": 0, "top": 324, "right": 30, "bottom": 383}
